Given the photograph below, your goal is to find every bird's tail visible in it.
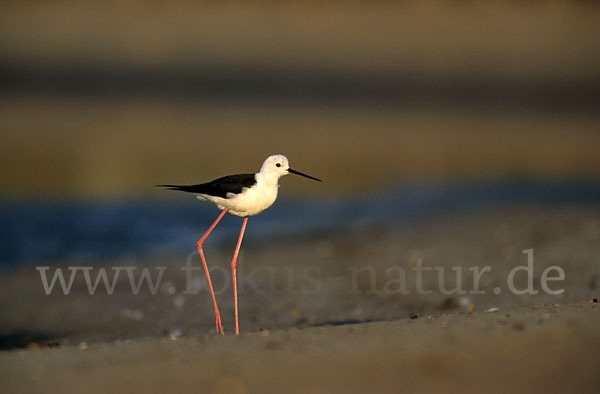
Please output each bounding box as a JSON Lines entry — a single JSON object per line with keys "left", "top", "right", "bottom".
{"left": 155, "top": 184, "right": 198, "bottom": 193}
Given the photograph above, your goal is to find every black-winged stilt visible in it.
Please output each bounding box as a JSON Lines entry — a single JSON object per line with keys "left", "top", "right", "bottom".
{"left": 159, "top": 154, "right": 321, "bottom": 335}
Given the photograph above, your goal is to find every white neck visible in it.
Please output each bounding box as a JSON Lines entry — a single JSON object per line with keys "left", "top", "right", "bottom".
{"left": 256, "top": 171, "right": 280, "bottom": 187}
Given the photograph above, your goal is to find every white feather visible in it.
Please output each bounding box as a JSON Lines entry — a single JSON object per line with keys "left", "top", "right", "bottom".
{"left": 196, "top": 155, "right": 290, "bottom": 217}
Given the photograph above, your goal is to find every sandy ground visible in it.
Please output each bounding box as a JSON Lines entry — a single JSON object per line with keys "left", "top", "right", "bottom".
{"left": 1, "top": 204, "right": 599, "bottom": 393}
{"left": 1, "top": 304, "right": 599, "bottom": 394}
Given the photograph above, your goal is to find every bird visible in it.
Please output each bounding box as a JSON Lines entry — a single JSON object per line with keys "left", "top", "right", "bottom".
{"left": 159, "top": 154, "right": 321, "bottom": 335}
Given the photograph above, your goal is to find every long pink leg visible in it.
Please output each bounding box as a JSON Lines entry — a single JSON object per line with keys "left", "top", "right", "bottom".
{"left": 197, "top": 208, "right": 228, "bottom": 335}
{"left": 231, "top": 216, "right": 248, "bottom": 335}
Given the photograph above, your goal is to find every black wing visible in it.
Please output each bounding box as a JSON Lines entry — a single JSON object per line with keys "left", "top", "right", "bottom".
{"left": 158, "top": 173, "right": 257, "bottom": 199}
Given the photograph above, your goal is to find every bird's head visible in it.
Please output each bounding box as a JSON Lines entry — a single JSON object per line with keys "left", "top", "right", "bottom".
{"left": 260, "top": 154, "right": 322, "bottom": 182}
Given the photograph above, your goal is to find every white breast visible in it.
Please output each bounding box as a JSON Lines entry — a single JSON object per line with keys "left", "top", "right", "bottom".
{"left": 196, "top": 174, "right": 279, "bottom": 217}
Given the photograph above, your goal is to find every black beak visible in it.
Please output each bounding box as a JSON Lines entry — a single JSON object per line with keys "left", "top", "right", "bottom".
{"left": 288, "top": 168, "right": 322, "bottom": 182}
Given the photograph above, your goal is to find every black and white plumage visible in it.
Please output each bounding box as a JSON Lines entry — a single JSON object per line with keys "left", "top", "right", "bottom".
{"left": 159, "top": 154, "right": 321, "bottom": 217}
{"left": 159, "top": 154, "right": 320, "bottom": 335}
{"left": 161, "top": 174, "right": 257, "bottom": 198}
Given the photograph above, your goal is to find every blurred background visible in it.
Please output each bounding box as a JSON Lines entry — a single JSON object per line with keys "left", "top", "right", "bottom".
{"left": 1, "top": 1, "right": 600, "bottom": 342}
{"left": 2, "top": 0, "right": 600, "bottom": 196}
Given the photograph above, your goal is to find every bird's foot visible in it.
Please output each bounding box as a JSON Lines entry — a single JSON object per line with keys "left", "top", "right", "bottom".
{"left": 215, "top": 311, "right": 224, "bottom": 335}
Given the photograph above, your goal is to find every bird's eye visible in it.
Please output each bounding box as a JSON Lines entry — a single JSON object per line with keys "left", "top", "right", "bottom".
{"left": 276, "top": 163, "right": 281, "bottom": 167}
